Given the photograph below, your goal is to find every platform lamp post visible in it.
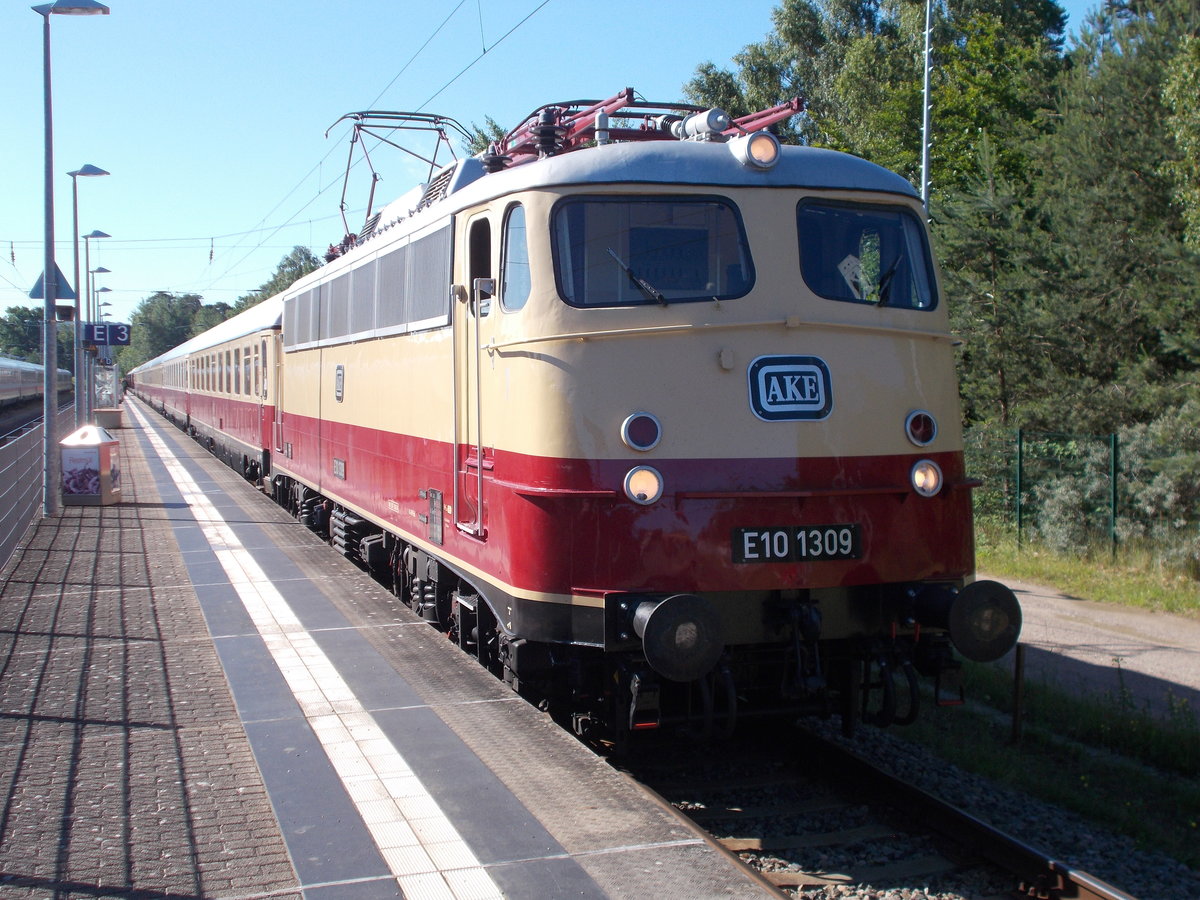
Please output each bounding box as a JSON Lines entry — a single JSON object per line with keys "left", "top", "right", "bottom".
{"left": 83, "top": 236, "right": 111, "bottom": 422}
{"left": 69, "top": 164, "right": 109, "bottom": 429}
{"left": 94, "top": 290, "right": 112, "bottom": 403}
{"left": 88, "top": 270, "right": 111, "bottom": 417}
{"left": 33, "top": 0, "right": 111, "bottom": 516}
{"left": 88, "top": 266, "right": 110, "bottom": 314}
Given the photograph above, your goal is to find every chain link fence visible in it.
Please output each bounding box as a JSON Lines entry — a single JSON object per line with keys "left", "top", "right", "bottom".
{"left": 0, "top": 422, "right": 44, "bottom": 572}
{"left": 964, "top": 426, "right": 1200, "bottom": 571}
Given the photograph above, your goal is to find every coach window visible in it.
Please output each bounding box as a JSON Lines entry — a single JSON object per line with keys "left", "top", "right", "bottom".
{"left": 796, "top": 200, "right": 937, "bottom": 310}
{"left": 226, "top": 350, "right": 232, "bottom": 394}
{"left": 261, "top": 338, "right": 268, "bottom": 396}
{"left": 243, "top": 345, "right": 251, "bottom": 396}
{"left": 501, "top": 204, "right": 531, "bottom": 311}
{"left": 235, "top": 348, "right": 242, "bottom": 395}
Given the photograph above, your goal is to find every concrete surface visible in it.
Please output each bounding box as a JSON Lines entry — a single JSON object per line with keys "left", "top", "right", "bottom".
{"left": 988, "top": 575, "right": 1200, "bottom": 720}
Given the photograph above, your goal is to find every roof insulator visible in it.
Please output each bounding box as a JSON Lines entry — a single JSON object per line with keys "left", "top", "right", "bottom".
{"left": 533, "top": 109, "right": 568, "bottom": 157}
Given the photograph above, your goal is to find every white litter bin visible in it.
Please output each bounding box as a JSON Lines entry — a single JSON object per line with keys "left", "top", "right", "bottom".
{"left": 60, "top": 425, "right": 121, "bottom": 506}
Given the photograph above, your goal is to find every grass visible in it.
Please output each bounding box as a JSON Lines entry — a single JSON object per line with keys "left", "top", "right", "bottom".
{"left": 898, "top": 529, "right": 1200, "bottom": 868}
{"left": 975, "top": 526, "right": 1200, "bottom": 616}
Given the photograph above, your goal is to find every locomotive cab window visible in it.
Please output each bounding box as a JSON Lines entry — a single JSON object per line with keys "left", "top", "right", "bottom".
{"left": 501, "top": 203, "right": 531, "bottom": 312}
{"left": 468, "top": 217, "right": 492, "bottom": 316}
{"left": 797, "top": 200, "right": 937, "bottom": 310}
{"left": 552, "top": 196, "right": 754, "bottom": 307}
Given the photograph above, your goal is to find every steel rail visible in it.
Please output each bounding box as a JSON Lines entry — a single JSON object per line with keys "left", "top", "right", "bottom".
{"left": 796, "top": 727, "right": 1139, "bottom": 900}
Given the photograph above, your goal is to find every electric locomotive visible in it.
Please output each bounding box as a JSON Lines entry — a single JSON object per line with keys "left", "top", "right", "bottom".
{"left": 132, "top": 90, "right": 1021, "bottom": 741}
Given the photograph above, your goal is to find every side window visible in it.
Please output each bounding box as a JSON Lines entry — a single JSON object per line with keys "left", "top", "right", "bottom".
{"left": 501, "top": 204, "right": 531, "bottom": 311}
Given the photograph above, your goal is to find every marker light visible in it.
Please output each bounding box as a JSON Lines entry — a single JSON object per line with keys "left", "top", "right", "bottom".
{"left": 624, "top": 466, "right": 664, "bottom": 505}
{"left": 905, "top": 410, "right": 938, "bottom": 446}
{"left": 911, "top": 459, "right": 943, "bottom": 497}
{"left": 621, "top": 412, "right": 662, "bottom": 451}
{"left": 729, "top": 131, "right": 781, "bottom": 169}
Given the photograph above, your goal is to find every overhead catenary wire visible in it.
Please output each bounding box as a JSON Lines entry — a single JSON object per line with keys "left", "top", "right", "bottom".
{"left": 2, "top": 1, "right": 558, "bottom": 311}
{"left": 197, "top": 0, "right": 556, "bottom": 294}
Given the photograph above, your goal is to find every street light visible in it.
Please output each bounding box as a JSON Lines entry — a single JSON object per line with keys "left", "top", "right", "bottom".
{"left": 94, "top": 290, "right": 112, "bottom": 369}
{"left": 88, "top": 264, "right": 110, "bottom": 324}
{"left": 69, "top": 163, "right": 109, "bottom": 428}
{"left": 33, "top": 0, "right": 110, "bottom": 516}
{"left": 83, "top": 234, "right": 110, "bottom": 422}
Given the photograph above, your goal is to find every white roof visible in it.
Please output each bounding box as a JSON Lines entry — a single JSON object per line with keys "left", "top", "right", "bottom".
{"left": 130, "top": 295, "right": 283, "bottom": 374}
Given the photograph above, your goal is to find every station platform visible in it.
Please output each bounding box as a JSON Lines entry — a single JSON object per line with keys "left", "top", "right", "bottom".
{"left": 0, "top": 398, "right": 778, "bottom": 900}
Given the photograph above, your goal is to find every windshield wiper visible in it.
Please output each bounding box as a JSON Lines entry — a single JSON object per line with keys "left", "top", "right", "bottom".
{"left": 607, "top": 247, "right": 666, "bottom": 305}
{"left": 875, "top": 258, "right": 902, "bottom": 307}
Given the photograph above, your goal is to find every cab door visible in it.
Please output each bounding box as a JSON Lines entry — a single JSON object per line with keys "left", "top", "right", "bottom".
{"left": 454, "top": 213, "right": 494, "bottom": 538}
{"left": 271, "top": 333, "right": 285, "bottom": 456}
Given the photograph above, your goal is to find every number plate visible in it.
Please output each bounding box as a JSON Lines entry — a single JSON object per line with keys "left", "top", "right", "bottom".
{"left": 733, "top": 525, "right": 861, "bottom": 563}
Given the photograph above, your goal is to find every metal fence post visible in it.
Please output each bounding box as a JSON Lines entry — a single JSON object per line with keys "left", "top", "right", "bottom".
{"left": 1015, "top": 428, "right": 1024, "bottom": 548}
{"left": 1110, "top": 432, "right": 1119, "bottom": 557}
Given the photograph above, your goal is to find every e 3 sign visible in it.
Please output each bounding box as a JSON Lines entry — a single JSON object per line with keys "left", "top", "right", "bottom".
{"left": 84, "top": 322, "right": 132, "bottom": 346}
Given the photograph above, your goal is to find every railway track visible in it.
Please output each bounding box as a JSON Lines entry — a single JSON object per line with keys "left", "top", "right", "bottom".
{"left": 0, "top": 398, "right": 75, "bottom": 447}
{"left": 0, "top": 400, "right": 45, "bottom": 445}
{"left": 614, "top": 723, "right": 1138, "bottom": 900}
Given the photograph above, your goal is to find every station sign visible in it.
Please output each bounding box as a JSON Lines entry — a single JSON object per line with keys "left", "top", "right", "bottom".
{"left": 84, "top": 322, "right": 132, "bottom": 346}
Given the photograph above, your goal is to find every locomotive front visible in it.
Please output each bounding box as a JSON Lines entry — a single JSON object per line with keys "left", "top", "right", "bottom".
{"left": 471, "top": 127, "right": 1021, "bottom": 736}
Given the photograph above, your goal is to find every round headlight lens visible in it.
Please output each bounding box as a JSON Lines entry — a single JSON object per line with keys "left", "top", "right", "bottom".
{"left": 729, "top": 131, "right": 781, "bottom": 169}
{"left": 624, "top": 466, "right": 664, "bottom": 505}
{"left": 621, "top": 412, "right": 662, "bottom": 451}
{"left": 905, "top": 410, "right": 938, "bottom": 446}
{"left": 911, "top": 459, "right": 943, "bottom": 497}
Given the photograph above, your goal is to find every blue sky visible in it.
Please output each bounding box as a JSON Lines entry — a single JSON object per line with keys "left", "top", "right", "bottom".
{"left": 1, "top": 0, "right": 1099, "bottom": 326}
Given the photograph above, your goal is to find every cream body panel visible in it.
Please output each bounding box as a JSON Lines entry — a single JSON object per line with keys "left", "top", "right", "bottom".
{"left": 474, "top": 187, "right": 961, "bottom": 463}
{"left": 312, "top": 328, "right": 455, "bottom": 439}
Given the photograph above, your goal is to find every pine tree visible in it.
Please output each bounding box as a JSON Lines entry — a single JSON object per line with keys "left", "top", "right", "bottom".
{"left": 1024, "top": 0, "right": 1200, "bottom": 431}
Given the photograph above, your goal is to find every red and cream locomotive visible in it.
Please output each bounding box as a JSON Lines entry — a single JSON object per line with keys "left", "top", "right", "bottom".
{"left": 132, "top": 89, "right": 1021, "bottom": 741}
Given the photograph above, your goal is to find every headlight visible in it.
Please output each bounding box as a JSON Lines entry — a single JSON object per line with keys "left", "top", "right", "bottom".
{"left": 624, "top": 466, "right": 664, "bottom": 505}
{"left": 621, "top": 412, "right": 662, "bottom": 451}
{"left": 728, "top": 131, "right": 780, "bottom": 169}
{"left": 911, "top": 459, "right": 943, "bottom": 497}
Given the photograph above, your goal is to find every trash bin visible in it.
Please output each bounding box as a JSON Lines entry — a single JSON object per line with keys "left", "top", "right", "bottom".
{"left": 60, "top": 425, "right": 121, "bottom": 506}
{"left": 94, "top": 407, "right": 123, "bottom": 429}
